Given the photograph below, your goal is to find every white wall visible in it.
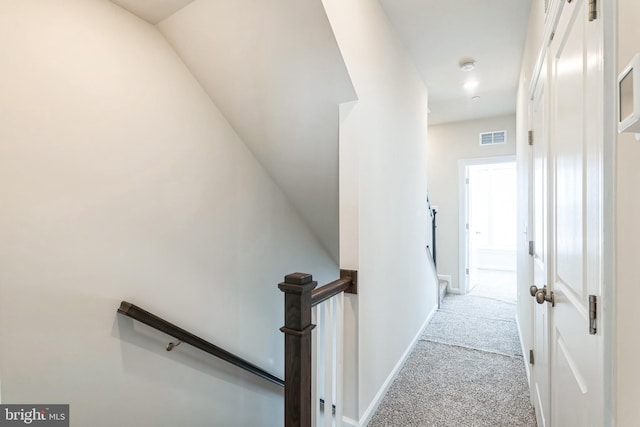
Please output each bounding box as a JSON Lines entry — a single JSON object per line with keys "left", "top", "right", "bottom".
{"left": 0, "top": 1, "right": 338, "bottom": 426}
{"left": 427, "top": 115, "right": 516, "bottom": 291}
{"left": 322, "top": 0, "right": 437, "bottom": 423}
{"left": 616, "top": 0, "right": 640, "bottom": 423}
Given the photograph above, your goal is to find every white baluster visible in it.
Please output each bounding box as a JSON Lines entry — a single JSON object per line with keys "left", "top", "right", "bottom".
{"left": 312, "top": 292, "right": 345, "bottom": 427}
{"left": 334, "top": 293, "right": 344, "bottom": 427}
{"left": 311, "top": 305, "right": 319, "bottom": 427}
{"left": 324, "top": 299, "right": 334, "bottom": 427}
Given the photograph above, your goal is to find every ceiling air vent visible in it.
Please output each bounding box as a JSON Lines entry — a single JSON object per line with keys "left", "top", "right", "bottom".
{"left": 479, "top": 130, "right": 507, "bottom": 146}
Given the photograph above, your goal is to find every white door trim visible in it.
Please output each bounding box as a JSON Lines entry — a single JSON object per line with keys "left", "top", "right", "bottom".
{"left": 458, "top": 155, "right": 516, "bottom": 294}
{"left": 601, "top": 0, "right": 617, "bottom": 424}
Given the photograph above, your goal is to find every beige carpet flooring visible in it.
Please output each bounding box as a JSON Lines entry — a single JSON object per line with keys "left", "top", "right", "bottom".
{"left": 368, "top": 279, "right": 537, "bottom": 427}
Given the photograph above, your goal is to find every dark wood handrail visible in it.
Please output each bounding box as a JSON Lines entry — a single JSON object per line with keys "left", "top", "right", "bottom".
{"left": 312, "top": 278, "right": 351, "bottom": 306}
{"left": 117, "top": 301, "right": 284, "bottom": 387}
{"left": 312, "top": 269, "right": 357, "bottom": 307}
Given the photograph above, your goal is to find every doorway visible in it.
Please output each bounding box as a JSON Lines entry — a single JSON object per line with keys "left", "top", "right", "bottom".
{"left": 459, "top": 156, "right": 517, "bottom": 298}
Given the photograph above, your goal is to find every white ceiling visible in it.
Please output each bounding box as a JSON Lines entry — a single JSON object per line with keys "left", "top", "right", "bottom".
{"left": 378, "top": 0, "right": 532, "bottom": 125}
{"left": 112, "top": 0, "right": 532, "bottom": 126}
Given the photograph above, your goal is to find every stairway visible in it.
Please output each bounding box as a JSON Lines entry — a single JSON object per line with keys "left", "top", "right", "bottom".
{"left": 438, "top": 278, "right": 448, "bottom": 307}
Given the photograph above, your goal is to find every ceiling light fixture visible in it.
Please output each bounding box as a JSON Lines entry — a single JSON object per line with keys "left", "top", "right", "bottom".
{"left": 472, "top": 96, "right": 480, "bottom": 101}
{"left": 459, "top": 60, "right": 476, "bottom": 72}
{"left": 464, "top": 80, "right": 479, "bottom": 91}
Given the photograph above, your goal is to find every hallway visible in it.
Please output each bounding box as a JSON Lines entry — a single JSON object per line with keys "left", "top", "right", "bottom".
{"left": 369, "top": 274, "right": 536, "bottom": 426}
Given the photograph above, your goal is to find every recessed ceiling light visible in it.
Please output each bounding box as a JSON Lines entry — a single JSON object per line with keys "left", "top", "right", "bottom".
{"left": 464, "top": 80, "right": 479, "bottom": 91}
{"left": 459, "top": 60, "right": 476, "bottom": 72}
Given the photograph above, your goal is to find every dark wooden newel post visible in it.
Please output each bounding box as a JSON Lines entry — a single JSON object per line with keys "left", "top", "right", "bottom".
{"left": 278, "top": 272, "right": 317, "bottom": 427}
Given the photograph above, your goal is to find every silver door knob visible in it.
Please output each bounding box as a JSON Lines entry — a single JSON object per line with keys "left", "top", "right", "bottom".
{"left": 530, "top": 285, "right": 542, "bottom": 297}
{"left": 535, "top": 287, "right": 555, "bottom": 307}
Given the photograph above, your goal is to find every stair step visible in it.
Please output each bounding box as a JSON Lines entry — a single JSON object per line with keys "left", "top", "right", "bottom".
{"left": 438, "top": 279, "right": 448, "bottom": 304}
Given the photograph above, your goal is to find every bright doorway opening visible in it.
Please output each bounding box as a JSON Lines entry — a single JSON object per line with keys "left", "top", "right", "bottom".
{"left": 459, "top": 157, "right": 517, "bottom": 300}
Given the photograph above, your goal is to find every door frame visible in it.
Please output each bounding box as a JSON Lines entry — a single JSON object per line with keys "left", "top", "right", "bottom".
{"left": 601, "top": 0, "right": 617, "bottom": 425}
{"left": 458, "top": 155, "right": 517, "bottom": 295}
{"left": 528, "top": 55, "right": 550, "bottom": 426}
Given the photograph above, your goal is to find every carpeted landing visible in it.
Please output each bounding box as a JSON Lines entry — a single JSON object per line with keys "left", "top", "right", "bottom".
{"left": 368, "top": 291, "right": 537, "bottom": 427}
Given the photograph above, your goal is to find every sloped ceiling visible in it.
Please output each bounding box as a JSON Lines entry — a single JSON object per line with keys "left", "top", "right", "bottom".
{"left": 110, "top": 0, "right": 357, "bottom": 263}
{"left": 110, "top": 0, "right": 195, "bottom": 24}
{"left": 108, "top": 0, "right": 530, "bottom": 263}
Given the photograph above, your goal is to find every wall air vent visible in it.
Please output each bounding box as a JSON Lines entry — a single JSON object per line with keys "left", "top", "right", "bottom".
{"left": 479, "top": 130, "right": 507, "bottom": 146}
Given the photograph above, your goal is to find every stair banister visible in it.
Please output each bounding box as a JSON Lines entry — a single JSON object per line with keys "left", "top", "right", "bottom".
{"left": 278, "top": 269, "right": 357, "bottom": 427}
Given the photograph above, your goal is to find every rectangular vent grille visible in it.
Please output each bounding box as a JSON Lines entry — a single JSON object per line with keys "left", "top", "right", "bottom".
{"left": 479, "top": 130, "right": 507, "bottom": 146}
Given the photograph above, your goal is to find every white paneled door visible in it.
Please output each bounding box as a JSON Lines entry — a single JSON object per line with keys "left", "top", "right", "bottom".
{"left": 530, "top": 0, "right": 604, "bottom": 425}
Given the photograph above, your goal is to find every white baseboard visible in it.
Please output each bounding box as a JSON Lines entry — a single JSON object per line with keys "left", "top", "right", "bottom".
{"left": 350, "top": 305, "right": 438, "bottom": 427}
{"left": 516, "top": 315, "right": 531, "bottom": 384}
{"left": 477, "top": 266, "right": 517, "bottom": 272}
{"left": 342, "top": 416, "right": 359, "bottom": 427}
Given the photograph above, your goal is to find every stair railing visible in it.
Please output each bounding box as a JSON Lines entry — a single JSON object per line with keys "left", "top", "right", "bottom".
{"left": 116, "top": 301, "right": 284, "bottom": 387}
{"left": 116, "top": 268, "right": 358, "bottom": 427}
{"left": 427, "top": 194, "right": 437, "bottom": 267}
{"left": 279, "top": 270, "right": 357, "bottom": 427}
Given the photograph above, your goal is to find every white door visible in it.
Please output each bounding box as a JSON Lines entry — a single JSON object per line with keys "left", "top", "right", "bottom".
{"left": 546, "top": 0, "right": 604, "bottom": 424}
{"left": 465, "top": 168, "right": 476, "bottom": 291}
{"left": 530, "top": 57, "right": 550, "bottom": 427}
{"left": 460, "top": 157, "right": 516, "bottom": 294}
{"left": 468, "top": 166, "right": 483, "bottom": 291}
{"left": 461, "top": 165, "right": 474, "bottom": 294}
